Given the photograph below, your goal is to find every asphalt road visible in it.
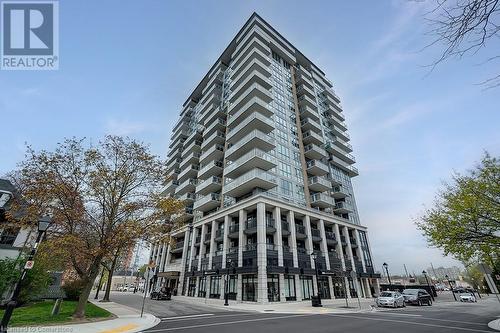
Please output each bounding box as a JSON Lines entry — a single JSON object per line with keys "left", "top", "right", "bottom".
{"left": 109, "top": 291, "right": 500, "bottom": 332}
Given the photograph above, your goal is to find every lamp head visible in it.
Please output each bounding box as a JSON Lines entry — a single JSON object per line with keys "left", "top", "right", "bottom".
{"left": 383, "top": 262, "right": 388, "bottom": 268}
{"left": 38, "top": 216, "right": 51, "bottom": 232}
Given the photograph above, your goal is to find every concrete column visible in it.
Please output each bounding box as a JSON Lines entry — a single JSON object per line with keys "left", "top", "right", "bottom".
{"left": 312, "top": 275, "right": 318, "bottom": 297}
{"left": 373, "top": 278, "right": 381, "bottom": 297}
{"left": 198, "top": 224, "right": 207, "bottom": 271}
{"left": 295, "top": 274, "right": 302, "bottom": 301}
{"left": 194, "top": 276, "right": 199, "bottom": 297}
{"left": 220, "top": 275, "right": 226, "bottom": 300}
{"left": 364, "top": 278, "right": 371, "bottom": 298}
{"left": 279, "top": 273, "right": 286, "bottom": 302}
{"left": 238, "top": 209, "right": 246, "bottom": 267}
{"left": 344, "top": 227, "right": 361, "bottom": 298}
{"left": 334, "top": 224, "right": 346, "bottom": 271}
{"left": 163, "top": 240, "right": 172, "bottom": 272}
{"left": 178, "top": 229, "right": 191, "bottom": 295}
{"left": 288, "top": 211, "right": 298, "bottom": 267}
{"left": 344, "top": 276, "right": 351, "bottom": 299}
{"left": 273, "top": 206, "right": 283, "bottom": 267}
{"left": 222, "top": 216, "right": 230, "bottom": 269}
{"left": 328, "top": 276, "right": 335, "bottom": 299}
{"left": 319, "top": 220, "right": 330, "bottom": 270}
{"left": 188, "top": 228, "right": 198, "bottom": 271}
{"left": 304, "top": 216, "right": 314, "bottom": 268}
{"left": 236, "top": 274, "right": 242, "bottom": 301}
{"left": 208, "top": 221, "right": 216, "bottom": 269}
{"left": 256, "top": 202, "right": 268, "bottom": 303}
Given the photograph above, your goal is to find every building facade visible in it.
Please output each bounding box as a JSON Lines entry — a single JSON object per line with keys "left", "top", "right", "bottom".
{"left": 149, "top": 13, "right": 380, "bottom": 303}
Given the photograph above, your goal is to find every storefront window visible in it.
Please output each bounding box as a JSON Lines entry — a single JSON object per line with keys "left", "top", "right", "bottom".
{"left": 318, "top": 276, "right": 331, "bottom": 299}
{"left": 198, "top": 276, "right": 206, "bottom": 297}
{"left": 209, "top": 275, "right": 221, "bottom": 298}
{"left": 267, "top": 274, "right": 280, "bottom": 302}
{"left": 228, "top": 275, "right": 237, "bottom": 300}
{"left": 187, "top": 277, "right": 196, "bottom": 297}
{"left": 300, "top": 275, "right": 314, "bottom": 300}
{"left": 242, "top": 274, "right": 257, "bottom": 301}
{"left": 284, "top": 275, "right": 296, "bottom": 301}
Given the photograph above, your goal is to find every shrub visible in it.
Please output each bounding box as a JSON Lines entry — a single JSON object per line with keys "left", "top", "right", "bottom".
{"left": 61, "top": 280, "right": 85, "bottom": 301}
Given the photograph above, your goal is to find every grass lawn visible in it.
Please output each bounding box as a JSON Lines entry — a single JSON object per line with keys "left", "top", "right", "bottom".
{"left": 0, "top": 300, "right": 112, "bottom": 327}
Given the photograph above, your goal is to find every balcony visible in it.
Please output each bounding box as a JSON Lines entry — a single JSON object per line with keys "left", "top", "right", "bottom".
{"left": 306, "top": 160, "right": 329, "bottom": 176}
{"left": 227, "top": 96, "right": 273, "bottom": 126}
{"left": 204, "top": 106, "right": 226, "bottom": 129}
{"left": 162, "top": 179, "right": 179, "bottom": 196}
{"left": 224, "top": 148, "right": 276, "bottom": 178}
{"left": 215, "top": 229, "right": 224, "bottom": 242}
{"left": 179, "top": 152, "right": 201, "bottom": 170}
{"left": 300, "top": 118, "right": 322, "bottom": 134}
{"left": 295, "top": 224, "right": 307, "bottom": 240}
{"left": 231, "top": 46, "right": 271, "bottom": 79}
{"left": 194, "top": 193, "right": 221, "bottom": 212}
{"left": 203, "top": 118, "right": 226, "bottom": 138}
{"left": 329, "top": 154, "right": 359, "bottom": 177}
{"left": 179, "top": 192, "right": 196, "bottom": 203}
{"left": 171, "top": 241, "right": 184, "bottom": 254}
{"left": 302, "top": 130, "right": 323, "bottom": 146}
{"left": 329, "top": 124, "right": 349, "bottom": 142}
{"left": 350, "top": 238, "right": 358, "bottom": 248}
{"left": 230, "top": 69, "right": 272, "bottom": 102}
{"left": 244, "top": 218, "right": 276, "bottom": 235}
{"left": 329, "top": 136, "right": 353, "bottom": 153}
{"left": 231, "top": 56, "right": 271, "bottom": 89}
{"left": 225, "top": 130, "right": 275, "bottom": 160}
{"left": 201, "top": 130, "right": 225, "bottom": 150}
{"left": 228, "top": 224, "right": 239, "bottom": 238}
{"left": 311, "top": 228, "right": 322, "bottom": 242}
{"left": 226, "top": 112, "right": 273, "bottom": 144}
{"left": 182, "top": 139, "right": 203, "bottom": 158}
{"left": 299, "top": 105, "right": 320, "bottom": 122}
{"left": 296, "top": 84, "right": 315, "bottom": 99}
{"left": 195, "top": 176, "right": 222, "bottom": 195}
{"left": 198, "top": 160, "right": 223, "bottom": 179}
{"left": 166, "top": 157, "right": 182, "bottom": 173}
{"left": 325, "top": 231, "right": 337, "bottom": 246}
{"left": 176, "top": 178, "right": 198, "bottom": 195}
{"left": 298, "top": 95, "right": 317, "bottom": 109}
{"left": 222, "top": 169, "right": 277, "bottom": 197}
{"left": 281, "top": 221, "right": 290, "bottom": 236}
{"left": 244, "top": 243, "right": 257, "bottom": 251}
{"left": 170, "top": 129, "right": 189, "bottom": 148}
{"left": 177, "top": 164, "right": 200, "bottom": 183}
{"left": 331, "top": 185, "right": 349, "bottom": 199}
{"left": 204, "top": 232, "right": 212, "bottom": 245}
{"left": 340, "top": 235, "right": 347, "bottom": 245}
{"left": 199, "top": 144, "right": 224, "bottom": 165}
{"left": 334, "top": 201, "right": 353, "bottom": 213}
{"left": 310, "top": 193, "right": 335, "bottom": 208}
{"left": 295, "top": 72, "right": 313, "bottom": 88}
{"left": 304, "top": 144, "right": 327, "bottom": 160}
{"left": 229, "top": 83, "right": 272, "bottom": 115}
{"left": 308, "top": 176, "right": 331, "bottom": 192}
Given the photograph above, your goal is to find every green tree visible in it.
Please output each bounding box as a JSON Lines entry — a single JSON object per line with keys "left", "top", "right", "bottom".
{"left": 7, "top": 136, "right": 185, "bottom": 318}
{"left": 417, "top": 152, "right": 500, "bottom": 265}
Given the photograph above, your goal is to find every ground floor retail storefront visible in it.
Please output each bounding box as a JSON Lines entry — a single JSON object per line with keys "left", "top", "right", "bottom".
{"left": 181, "top": 272, "right": 379, "bottom": 303}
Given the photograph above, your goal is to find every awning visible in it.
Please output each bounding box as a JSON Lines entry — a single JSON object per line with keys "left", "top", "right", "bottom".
{"left": 157, "top": 271, "right": 180, "bottom": 278}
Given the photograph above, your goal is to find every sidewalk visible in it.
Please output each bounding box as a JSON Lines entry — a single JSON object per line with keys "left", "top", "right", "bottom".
{"left": 489, "top": 319, "right": 500, "bottom": 331}
{"left": 7, "top": 301, "right": 160, "bottom": 333}
{"left": 172, "top": 295, "right": 378, "bottom": 314}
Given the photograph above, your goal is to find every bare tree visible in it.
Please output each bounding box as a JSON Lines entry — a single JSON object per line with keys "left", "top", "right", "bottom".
{"left": 427, "top": 0, "right": 500, "bottom": 88}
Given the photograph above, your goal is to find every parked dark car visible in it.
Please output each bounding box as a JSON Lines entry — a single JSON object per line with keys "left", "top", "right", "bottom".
{"left": 402, "top": 288, "right": 432, "bottom": 306}
{"left": 150, "top": 287, "right": 172, "bottom": 300}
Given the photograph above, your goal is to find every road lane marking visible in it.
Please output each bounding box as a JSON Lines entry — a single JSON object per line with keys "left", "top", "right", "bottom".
{"left": 145, "top": 314, "right": 314, "bottom": 332}
{"left": 368, "top": 312, "right": 490, "bottom": 325}
{"left": 372, "top": 312, "right": 422, "bottom": 317}
{"left": 100, "top": 324, "right": 139, "bottom": 333}
{"left": 327, "top": 314, "right": 492, "bottom": 333}
{"left": 160, "top": 313, "right": 258, "bottom": 322}
{"left": 161, "top": 314, "right": 214, "bottom": 320}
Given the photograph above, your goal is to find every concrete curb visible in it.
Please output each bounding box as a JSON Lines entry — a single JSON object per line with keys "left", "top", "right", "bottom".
{"left": 488, "top": 319, "right": 500, "bottom": 331}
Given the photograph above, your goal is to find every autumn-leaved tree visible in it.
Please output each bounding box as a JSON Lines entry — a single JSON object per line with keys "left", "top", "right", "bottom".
{"left": 417, "top": 152, "right": 500, "bottom": 266}
{"left": 7, "top": 136, "right": 184, "bottom": 318}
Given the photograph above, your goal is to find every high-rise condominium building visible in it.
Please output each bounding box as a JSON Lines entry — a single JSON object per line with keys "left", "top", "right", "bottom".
{"left": 149, "top": 13, "right": 380, "bottom": 303}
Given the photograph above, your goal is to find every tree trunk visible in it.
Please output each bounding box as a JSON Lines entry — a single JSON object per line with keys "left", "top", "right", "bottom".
{"left": 73, "top": 259, "right": 102, "bottom": 319}
{"left": 102, "top": 253, "right": 118, "bottom": 302}
{"left": 94, "top": 266, "right": 105, "bottom": 300}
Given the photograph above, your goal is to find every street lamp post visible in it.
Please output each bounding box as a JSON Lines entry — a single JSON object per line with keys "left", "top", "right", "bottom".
{"left": 0, "top": 216, "right": 51, "bottom": 333}
{"left": 311, "top": 252, "right": 322, "bottom": 307}
{"left": 383, "top": 262, "right": 392, "bottom": 288}
{"left": 224, "top": 259, "right": 234, "bottom": 306}
{"left": 422, "top": 270, "right": 434, "bottom": 301}
{"left": 445, "top": 274, "right": 457, "bottom": 301}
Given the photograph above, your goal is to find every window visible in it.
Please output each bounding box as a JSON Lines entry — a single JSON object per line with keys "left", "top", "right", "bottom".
{"left": 209, "top": 276, "right": 221, "bottom": 298}
{"left": 277, "top": 145, "right": 290, "bottom": 160}
{"left": 242, "top": 274, "right": 257, "bottom": 301}
{"left": 280, "top": 179, "right": 292, "bottom": 196}
{"left": 0, "top": 227, "right": 20, "bottom": 246}
{"left": 284, "top": 275, "right": 296, "bottom": 301}
{"left": 278, "top": 162, "right": 292, "bottom": 178}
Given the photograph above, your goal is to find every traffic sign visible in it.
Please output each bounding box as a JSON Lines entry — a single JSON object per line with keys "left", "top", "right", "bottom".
{"left": 495, "top": 274, "right": 500, "bottom": 281}
{"left": 24, "top": 260, "right": 34, "bottom": 270}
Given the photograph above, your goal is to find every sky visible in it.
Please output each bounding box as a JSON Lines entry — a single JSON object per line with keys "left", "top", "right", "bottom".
{"left": 1, "top": 0, "right": 499, "bottom": 275}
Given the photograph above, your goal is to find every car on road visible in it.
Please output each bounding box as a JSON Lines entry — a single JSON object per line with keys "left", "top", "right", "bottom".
{"left": 459, "top": 292, "right": 477, "bottom": 303}
{"left": 118, "top": 285, "right": 130, "bottom": 292}
{"left": 150, "top": 287, "right": 172, "bottom": 300}
{"left": 376, "top": 291, "right": 405, "bottom": 308}
{"left": 402, "top": 288, "right": 432, "bottom": 306}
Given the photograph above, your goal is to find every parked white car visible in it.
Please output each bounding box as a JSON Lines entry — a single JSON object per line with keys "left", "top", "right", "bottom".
{"left": 376, "top": 291, "right": 405, "bottom": 308}
{"left": 459, "top": 293, "right": 477, "bottom": 303}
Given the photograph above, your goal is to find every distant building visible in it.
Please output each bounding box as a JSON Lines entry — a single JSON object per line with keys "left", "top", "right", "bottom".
{"left": 426, "top": 266, "right": 463, "bottom": 281}
{"left": 0, "top": 179, "right": 35, "bottom": 259}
